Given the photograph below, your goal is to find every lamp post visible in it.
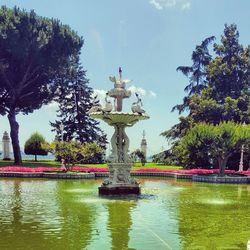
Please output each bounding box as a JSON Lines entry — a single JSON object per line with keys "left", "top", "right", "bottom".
{"left": 59, "top": 123, "right": 64, "bottom": 142}
{"left": 238, "top": 122, "right": 246, "bottom": 172}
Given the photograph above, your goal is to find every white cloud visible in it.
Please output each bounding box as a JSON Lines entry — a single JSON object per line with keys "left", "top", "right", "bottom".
{"left": 149, "top": 0, "right": 191, "bottom": 11}
{"left": 128, "top": 85, "right": 157, "bottom": 98}
{"left": 128, "top": 85, "right": 146, "bottom": 96}
{"left": 181, "top": 2, "right": 191, "bottom": 10}
{"left": 149, "top": 0, "right": 164, "bottom": 10}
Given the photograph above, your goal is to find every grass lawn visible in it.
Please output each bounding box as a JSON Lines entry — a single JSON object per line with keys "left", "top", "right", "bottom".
{"left": 0, "top": 160, "right": 183, "bottom": 170}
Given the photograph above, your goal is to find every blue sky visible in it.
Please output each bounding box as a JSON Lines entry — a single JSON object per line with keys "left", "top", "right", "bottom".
{"left": 1, "top": 0, "right": 250, "bottom": 155}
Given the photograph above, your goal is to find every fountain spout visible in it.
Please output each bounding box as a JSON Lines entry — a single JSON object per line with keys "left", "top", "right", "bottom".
{"left": 108, "top": 67, "right": 132, "bottom": 112}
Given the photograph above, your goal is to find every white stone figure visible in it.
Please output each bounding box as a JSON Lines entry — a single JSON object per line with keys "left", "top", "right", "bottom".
{"left": 2, "top": 131, "right": 10, "bottom": 159}
{"left": 108, "top": 67, "right": 132, "bottom": 112}
{"left": 101, "top": 93, "right": 113, "bottom": 113}
{"left": 88, "top": 95, "right": 102, "bottom": 114}
{"left": 131, "top": 93, "right": 145, "bottom": 115}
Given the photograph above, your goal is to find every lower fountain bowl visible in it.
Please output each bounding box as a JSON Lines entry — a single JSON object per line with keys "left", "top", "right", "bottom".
{"left": 99, "top": 184, "right": 140, "bottom": 195}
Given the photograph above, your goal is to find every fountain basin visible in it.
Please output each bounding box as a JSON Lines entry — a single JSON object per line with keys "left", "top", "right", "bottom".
{"left": 90, "top": 111, "right": 149, "bottom": 126}
{"left": 0, "top": 177, "right": 249, "bottom": 249}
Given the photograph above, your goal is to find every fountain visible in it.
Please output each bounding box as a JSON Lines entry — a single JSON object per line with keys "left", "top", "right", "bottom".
{"left": 89, "top": 68, "right": 149, "bottom": 195}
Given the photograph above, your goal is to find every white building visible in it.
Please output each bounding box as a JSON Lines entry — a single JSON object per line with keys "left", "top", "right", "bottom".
{"left": 140, "top": 130, "right": 147, "bottom": 159}
{"left": 2, "top": 131, "right": 10, "bottom": 159}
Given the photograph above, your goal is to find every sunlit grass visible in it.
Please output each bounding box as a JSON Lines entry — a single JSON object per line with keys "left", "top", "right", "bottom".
{"left": 0, "top": 160, "right": 183, "bottom": 170}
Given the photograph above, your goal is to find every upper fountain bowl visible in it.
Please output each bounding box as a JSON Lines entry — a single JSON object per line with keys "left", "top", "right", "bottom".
{"left": 90, "top": 111, "right": 149, "bottom": 126}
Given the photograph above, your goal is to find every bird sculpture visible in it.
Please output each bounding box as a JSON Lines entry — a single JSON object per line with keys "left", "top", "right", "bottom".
{"left": 131, "top": 93, "right": 145, "bottom": 115}
{"left": 102, "top": 92, "right": 113, "bottom": 113}
{"left": 109, "top": 75, "right": 132, "bottom": 89}
{"left": 87, "top": 95, "right": 102, "bottom": 114}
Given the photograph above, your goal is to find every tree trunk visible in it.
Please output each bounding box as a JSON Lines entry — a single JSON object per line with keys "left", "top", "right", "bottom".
{"left": 218, "top": 156, "right": 229, "bottom": 175}
{"left": 35, "top": 154, "right": 37, "bottom": 162}
{"left": 8, "top": 109, "right": 22, "bottom": 165}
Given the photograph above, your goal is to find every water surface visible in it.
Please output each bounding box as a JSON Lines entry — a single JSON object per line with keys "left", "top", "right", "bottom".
{"left": 0, "top": 177, "right": 250, "bottom": 250}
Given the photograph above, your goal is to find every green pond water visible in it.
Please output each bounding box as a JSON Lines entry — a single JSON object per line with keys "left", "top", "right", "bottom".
{"left": 0, "top": 177, "right": 250, "bottom": 250}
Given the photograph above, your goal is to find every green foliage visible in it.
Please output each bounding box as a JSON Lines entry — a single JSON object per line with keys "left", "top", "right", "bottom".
{"left": 50, "top": 56, "right": 107, "bottom": 149}
{"left": 47, "top": 141, "right": 81, "bottom": 169}
{"left": 80, "top": 142, "right": 104, "bottom": 164}
{"left": 0, "top": 6, "right": 83, "bottom": 164}
{"left": 24, "top": 132, "right": 48, "bottom": 161}
{"left": 173, "top": 36, "right": 215, "bottom": 113}
{"left": 209, "top": 24, "right": 250, "bottom": 101}
{"left": 180, "top": 122, "right": 250, "bottom": 173}
{"left": 152, "top": 149, "right": 180, "bottom": 166}
{"left": 44, "top": 141, "right": 105, "bottom": 169}
{"left": 162, "top": 24, "right": 250, "bottom": 169}
{"left": 131, "top": 149, "right": 146, "bottom": 166}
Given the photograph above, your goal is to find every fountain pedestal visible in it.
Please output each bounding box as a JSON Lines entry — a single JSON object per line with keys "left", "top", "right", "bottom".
{"left": 99, "top": 163, "right": 140, "bottom": 195}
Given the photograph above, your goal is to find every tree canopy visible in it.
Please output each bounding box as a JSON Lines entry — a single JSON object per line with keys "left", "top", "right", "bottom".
{"left": 50, "top": 56, "right": 107, "bottom": 149}
{"left": 24, "top": 132, "right": 48, "bottom": 161}
{"left": 0, "top": 6, "right": 83, "bottom": 164}
{"left": 178, "top": 122, "right": 250, "bottom": 174}
{"left": 161, "top": 24, "right": 250, "bottom": 169}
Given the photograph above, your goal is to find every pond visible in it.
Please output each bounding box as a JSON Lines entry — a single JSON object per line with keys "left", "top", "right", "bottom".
{"left": 0, "top": 177, "right": 250, "bottom": 250}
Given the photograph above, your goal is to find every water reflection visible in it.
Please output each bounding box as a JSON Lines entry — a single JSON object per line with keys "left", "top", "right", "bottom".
{"left": 0, "top": 178, "right": 250, "bottom": 250}
{"left": 0, "top": 179, "right": 62, "bottom": 249}
{"left": 106, "top": 199, "right": 136, "bottom": 250}
{"left": 55, "top": 180, "right": 97, "bottom": 250}
{"left": 178, "top": 183, "right": 250, "bottom": 249}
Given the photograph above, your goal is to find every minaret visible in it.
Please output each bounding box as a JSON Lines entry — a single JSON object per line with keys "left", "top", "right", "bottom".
{"left": 2, "top": 131, "right": 10, "bottom": 160}
{"left": 140, "top": 130, "right": 147, "bottom": 159}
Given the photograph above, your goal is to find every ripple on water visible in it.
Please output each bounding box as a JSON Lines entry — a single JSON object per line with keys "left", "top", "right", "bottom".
{"left": 200, "top": 198, "right": 234, "bottom": 205}
{"left": 78, "top": 197, "right": 117, "bottom": 204}
{"left": 65, "top": 188, "right": 94, "bottom": 194}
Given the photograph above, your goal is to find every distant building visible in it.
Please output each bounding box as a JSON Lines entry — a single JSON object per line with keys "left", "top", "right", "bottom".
{"left": 2, "top": 131, "right": 10, "bottom": 160}
{"left": 140, "top": 130, "right": 147, "bottom": 159}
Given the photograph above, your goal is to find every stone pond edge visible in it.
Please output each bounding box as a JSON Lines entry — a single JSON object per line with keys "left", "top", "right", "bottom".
{"left": 0, "top": 171, "right": 249, "bottom": 184}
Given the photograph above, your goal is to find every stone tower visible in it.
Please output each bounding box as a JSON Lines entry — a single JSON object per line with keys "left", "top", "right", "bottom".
{"left": 140, "top": 130, "right": 147, "bottom": 159}
{"left": 2, "top": 131, "right": 10, "bottom": 160}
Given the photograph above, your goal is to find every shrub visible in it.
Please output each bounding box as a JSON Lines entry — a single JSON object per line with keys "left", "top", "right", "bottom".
{"left": 24, "top": 132, "right": 48, "bottom": 161}
{"left": 43, "top": 141, "right": 104, "bottom": 170}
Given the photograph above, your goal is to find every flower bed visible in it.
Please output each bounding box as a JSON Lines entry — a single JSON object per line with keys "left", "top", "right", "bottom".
{"left": 0, "top": 166, "right": 249, "bottom": 176}
{"left": 132, "top": 168, "right": 234, "bottom": 174}
{"left": 0, "top": 166, "right": 108, "bottom": 173}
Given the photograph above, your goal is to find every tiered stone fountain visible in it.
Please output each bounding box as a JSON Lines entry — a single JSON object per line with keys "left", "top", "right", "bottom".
{"left": 89, "top": 68, "right": 149, "bottom": 195}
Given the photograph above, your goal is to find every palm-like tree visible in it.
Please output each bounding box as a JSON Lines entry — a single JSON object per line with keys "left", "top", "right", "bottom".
{"left": 177, "top": 36, "right": 215, "bottom": 95}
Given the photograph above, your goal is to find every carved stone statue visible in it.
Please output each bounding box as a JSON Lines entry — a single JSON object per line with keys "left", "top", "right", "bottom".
{"left": 101, "top": 92, "right": 113, "bottom": 113}
{"left": 108, "top": 67, "right": 132, "bottom": 112}
{"left": 131, "top": 93, "right": 145, "bottom": 115}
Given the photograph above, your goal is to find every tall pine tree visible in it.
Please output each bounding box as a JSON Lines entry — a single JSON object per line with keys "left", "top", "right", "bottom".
{"left": 50, "top": 56, "right": 107, "bottom": 148}
{"left": 161, "top": 24, "right": 250, "bottom": 169}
